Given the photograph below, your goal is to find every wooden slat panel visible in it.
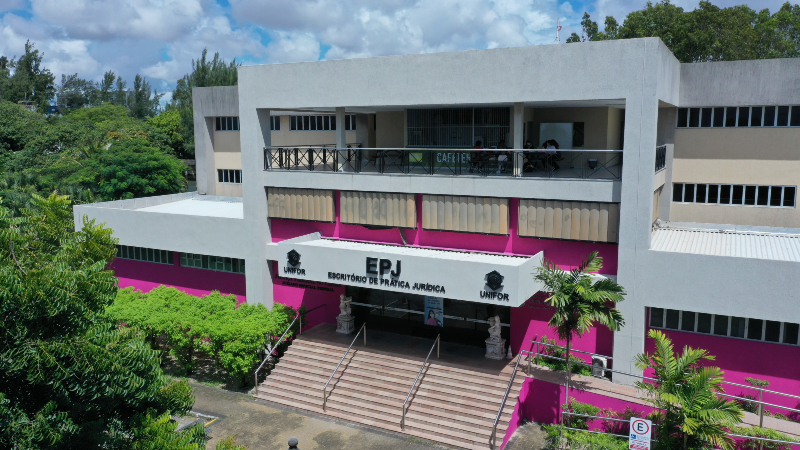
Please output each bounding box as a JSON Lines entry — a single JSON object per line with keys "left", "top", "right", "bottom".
{"left": 379, "top": 194, "right": 387, "bottom": 226}
{"left": 579, "top": 203, "right": 591, "bottom": 241}
{"left": 598, "top": 203, "right": 609, "bottom": 242}
{"left": 535, "top": 200, "right": 546, "bottom": 237}
{"left": 570, "top": 204, "right": 581, "bottom": 239}
{"left": 444, "top": 196, "right": 453, "bottom": 231}
{"left": 422, "top": 195, "right": 430, "bottom": 229}
{"left": 552, "top": 201, "right": 563, "bottom": 238}
{"left": 543, "top": 201, "right": 554, "bottom": 238}
{"left": 407, "top": 195, "right": 416, "bottom": 227}
{"left": 266, "top": 187, "right": 334, "bottom": 222}
{"left": 607, "top": 203, "right": 620, "bottom": 243}
{"left": 527, "top": 203, "right": 537, "bottom": 236}
{"left": 588, "top": 203, "right": 600, "bottom": 242}
{"left": 561, "top": 201, "right": 572, "bottom": 240}
{"left": 518, "top": 199, "right": 528, "bottom": 236}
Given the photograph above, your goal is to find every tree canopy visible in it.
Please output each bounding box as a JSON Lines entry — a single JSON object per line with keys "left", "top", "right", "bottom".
{"left": 568, "top": 1, "right": 800, "bottom": 63}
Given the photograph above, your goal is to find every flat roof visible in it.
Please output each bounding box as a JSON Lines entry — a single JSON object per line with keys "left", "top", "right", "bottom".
{"left": 651, "top": 224, "right": 800, "bottom": 262}
{"left": 137, "top": 198, "right": 243, "bottom": 219}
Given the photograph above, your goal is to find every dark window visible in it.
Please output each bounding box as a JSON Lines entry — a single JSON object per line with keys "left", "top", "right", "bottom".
{"left": 777, "top": 106, "right": 790, "bottom": 126}
{"left": 677, "top": 108, "right": 688, "bottom": 127}
{"left": 744, "top": 185, "right": 757, "bottom": 205}
{"left": 681, "top": 311, "right": 696, "bottom": 332}
{"left": 310, "top": 115, "right": 317, "bottom": 130}
{"left": 665, "top": 309, "right": 680, "bottom": 329}
{"left": 784, "top": 187, "right": 796, "bottom": 207}
{"left": 725, "top": 107, "right": 737, "bottom": 127}
{"left": 708, "top": 185, "right": 719, "bottom": 204}
{"left": 701, "top": 108, "right": 712, "bottom": 127}
{"left": 291, "top": 116, "right": 297, "bottom": 130}
{"left": 303, "top": 116, "right": 310, "bottom": 130}
{"left": 714, "top": 315, "right": 729, "bottom": 336}
{"left": 720, "top": 185, "right": 732, "bottom": 204}
{"left": 784, "top": 323, "right": 799, "bottom": 345}
{"left": 770, "top": 186, "right": 783, "bottom": 206}
{"left": 317, "top": 116, "right": 323, "bottom": 130}
{"left": 673, "top": 183, "right": 684, "bottom": 202}
{"left": 757, "top": 186, "right": 769, "bottom": 206}
{"left": 732, "top": 185, "right": 744, "bottom": 204}
{"left": 696, "top": 184, "right": 707, "bottom": 203}
{"left": 234, "top": 170, "right": 241, "bottom": 183}
{"left": 324, "top": 116, "right": 330, "bottom": 130}
{"left": 345, "top": 115, "right": 351, "bottom": 130}
{"left": 730, "top": 317, "right": 746, "bottom": 338}
{"left": 233, "top": 117, "right": 239, "bottom": 130}
{"left": 217, "top": 169, "right": 223, "bottom": 182}
{"left": 738, "top": 107, "right": 750, "bottom": 127}
{"left": 227, "top": 117, "right": 233, "bottom": 130}
{"left": 351, "top": 115, "right": 357, "bottom": 130}
{"left": 792, "top": 106, "right": 800, "bottom": 127}
{"left": 764, "top": 106, "right": 776, "bottom": 126}
{"left": 684, "top": 184, "right": 695, "bottom": 203}
{"left": 765, "top": 321, "right": 781, "bottom": 342}
{"left": 750, "top": 107, "right": 763, "bottom": 127}
{"left": 651, "top": 308, "right": 664, "bottom": 328}
{"left": 713, "top": 107, "right": 725, "bottom": 127}
{"left": 574, "top": 122, "right": 585, "bottom": 147}
{"left": 697, "top": 313, "right": 712, "bottom": 334}
{"left": 747, "top": 318, "right": 763, "bottom": 340}
{"left": 330, "top": 116, "right": 336, "bottom": 130}
{"left": 215, "top": 117, "right": 221, "bottom": 130}
{"left": 688, "top": 108, "right": 700, "bottom": 127}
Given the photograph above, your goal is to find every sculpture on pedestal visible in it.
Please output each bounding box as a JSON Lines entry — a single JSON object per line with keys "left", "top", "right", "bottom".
{"left": 336, "top": 294, "right": 355, "bottom": 334}
{"left": 339, "top": 294, "right": 352, "bottom": 317}
{"left": 485, "top": 315, "right": 506, "bottom": 360}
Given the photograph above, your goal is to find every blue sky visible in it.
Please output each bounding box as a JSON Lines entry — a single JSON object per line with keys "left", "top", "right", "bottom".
{"left": 0, "top": 0, "right": 790, "bottom": 101}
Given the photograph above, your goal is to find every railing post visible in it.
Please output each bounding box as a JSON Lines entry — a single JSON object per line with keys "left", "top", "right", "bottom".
{"left": 758, "top": 389, "right": 764, "bottom": 427}
{"left": 437, "top": 336, "right": 440, "bottom": 359}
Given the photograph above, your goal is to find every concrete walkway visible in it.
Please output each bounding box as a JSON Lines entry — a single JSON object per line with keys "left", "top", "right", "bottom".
{"left": 190, "top": 382, "right": 449, "bottom": 450}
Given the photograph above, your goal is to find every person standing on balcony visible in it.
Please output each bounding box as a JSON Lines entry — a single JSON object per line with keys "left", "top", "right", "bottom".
{"left": 469, "top": 140, "right": 484, "bottom": 173}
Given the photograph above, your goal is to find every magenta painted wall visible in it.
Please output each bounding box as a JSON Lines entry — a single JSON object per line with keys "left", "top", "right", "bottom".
{"left": 271, "top": 262, "right": 346, "bottom": 328}
{"left": 646, "top": 326, "right": 800, "bottom": 419}
{"left": 111, "top": 254, "right": 246, "bottom": 305}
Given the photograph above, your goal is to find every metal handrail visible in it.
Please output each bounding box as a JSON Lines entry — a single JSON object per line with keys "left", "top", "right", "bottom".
{"left": 323, "top": 323, "right": 366, "bottom": 411}
{"left": 491, "top": 353, "right": 523, "bottom": 450}
{"left": 531, "top": 339, "right": 614, "bottom": 360}
{"left": 522, "top": 349, "right": 660, "bottom": 382}
{"left": 722, "top": 380, "right": 800, "bottom": 401}
{"left": 265, "top": 146, "right": 623, "bottom": 153}
{"left": 401, "top": 334, "right": 440, "bottom": 430}
{"left": 253, "top": 304, "right": 326, "bottom": 395}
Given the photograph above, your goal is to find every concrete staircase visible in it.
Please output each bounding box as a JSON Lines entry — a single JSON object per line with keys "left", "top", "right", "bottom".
{"left": 255, "top": 338, "right": 523, "bottom": 450}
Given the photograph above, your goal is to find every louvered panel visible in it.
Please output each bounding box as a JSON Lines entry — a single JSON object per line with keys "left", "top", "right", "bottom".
{"left": 422, "top": 195, "right": 509, "bottom": 235}
{"left": 518, "top": 198, "right": 620, "bottom": 243}
{"left": 268, "top": 187, "right": 334, "bottom": 222}
{"left": 340, "top": 191, "right": 416, "bottom": 228}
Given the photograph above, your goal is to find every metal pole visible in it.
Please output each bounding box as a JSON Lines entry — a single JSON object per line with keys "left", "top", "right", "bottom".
{"left": 758, "top": 389, "right": 764, "bottom": 427}
{"left": 437, "top": 336, "right": 440, "bottom": 359}
{"left": 364, "top": 327, "right": 366, "bottom": 346}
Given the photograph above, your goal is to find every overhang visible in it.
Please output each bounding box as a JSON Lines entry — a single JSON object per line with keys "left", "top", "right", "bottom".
{"left": 266, "top": 233, "right": 545, "bottom": 307}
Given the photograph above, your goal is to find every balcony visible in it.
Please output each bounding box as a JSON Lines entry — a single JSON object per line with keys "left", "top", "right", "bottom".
{"left": 263, "top": 147, "right": 622, "bottom": 180}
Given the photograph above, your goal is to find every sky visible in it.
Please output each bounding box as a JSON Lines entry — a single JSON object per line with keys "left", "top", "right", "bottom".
{"left": 0, "top": 0, "right": 791, "bottom": 101}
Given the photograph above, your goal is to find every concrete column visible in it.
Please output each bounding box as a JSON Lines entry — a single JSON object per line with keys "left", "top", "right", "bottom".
{"left": 512, "top": 102, "right": 524, "bottom": 177}
{"left": 194, "top": 114, "right": 215, "bottom": 195}
{"left": 336, "top": 107, "right": 347, "bottom": 171}
{"left": 240, "top": 108, "right": 273, "bottom": 307}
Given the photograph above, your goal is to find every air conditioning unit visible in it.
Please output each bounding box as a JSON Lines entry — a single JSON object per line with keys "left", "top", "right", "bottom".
{"left": 592, "top": 356, "right": 608, "bottom": 379}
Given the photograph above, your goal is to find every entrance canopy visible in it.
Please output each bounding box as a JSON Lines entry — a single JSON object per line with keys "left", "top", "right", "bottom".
{"left": 266, "top": 233, "right": 545, "bottom": 307}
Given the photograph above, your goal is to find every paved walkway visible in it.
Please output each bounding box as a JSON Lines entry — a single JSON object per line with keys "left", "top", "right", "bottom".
{"left": 190, "top": 382, "right": 449, "bottom": 450}
{"left": 503, "top": 423, "right": 547, "bottom": 450}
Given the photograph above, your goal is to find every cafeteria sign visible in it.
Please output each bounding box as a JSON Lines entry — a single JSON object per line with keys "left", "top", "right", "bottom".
{"left": 629, "top": 417, "right": 652, "bottom": 450}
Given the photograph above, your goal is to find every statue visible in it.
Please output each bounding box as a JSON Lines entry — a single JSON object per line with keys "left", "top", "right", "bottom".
{"left": 338, "top": 294, "right": 352, "bottom": 317}
{"left": 487, "top": 315, "right": 502, "bottom": 341}
{"left": 485, "top": 315, "right": 506, "bottom": 360}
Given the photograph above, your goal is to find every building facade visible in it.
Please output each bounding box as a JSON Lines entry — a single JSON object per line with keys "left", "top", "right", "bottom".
{"left": 75, "top": 38, "right": 800, "bottom": 396}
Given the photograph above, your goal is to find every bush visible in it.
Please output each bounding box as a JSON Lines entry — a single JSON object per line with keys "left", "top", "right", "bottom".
{"left": 562, "top": 398, "right": 600, "bottom": 430}
{"left": 543, "top": 425, "right": 628, "bottom": 450}
{"left": 730, "top": 426, "right": 799, "bottom": 450}
{"left": 535, "top": 336, "right": 593, "bottom": 376}
{"left": 107, "top": 286, "right": 297, "bottom": 385}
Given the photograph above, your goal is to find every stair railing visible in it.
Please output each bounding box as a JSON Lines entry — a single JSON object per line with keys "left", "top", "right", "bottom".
{"left": 322, "top": 323, "right": 366, "bottom": 411}
{"left": 401, "top": 334, "right": 440, "bottom": 430}
{"left": 490, "top": 352, "right": 522, "bottom": 450}
{"left": 252, "top": 304, "right": 326, "bottom": 395}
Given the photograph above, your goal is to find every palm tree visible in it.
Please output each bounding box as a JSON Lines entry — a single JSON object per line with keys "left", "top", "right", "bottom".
{"left": 634, "top": 330, "right": 743, "bottom": 450}
{"left": 534, "top": 251, "right": 625, "bottom": 413}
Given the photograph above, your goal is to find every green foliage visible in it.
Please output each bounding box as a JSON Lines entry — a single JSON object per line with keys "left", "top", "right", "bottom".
{"left": 148, "top": 109, "right": 186, "bottom": 155}
{"left": 569, "top": 1, "right": 800, "bottom": 63}
{"left": 58, "top": 74, "right": 99, "bottom": 110}
{"left": 64, "top": 102, "right": 132, "bottom": 126}
{"left": 730, "top": 426, "right": 799, "bottom": 450}
{"left": 535, "top": 335, "right": 592, "bottom": 376}
{"left": 107, "top": 286, "right": 296, "bottom": 386}
{"left": 562, "top": 398, "right": 600, "bottom": 429}
{"left": 634, "top": 330, "right": 743, "bottom": 450}
{"left": 215, "top": 435, "right": 246, "bottom": 450}
{"left": 543, "top": 424, "right": 628, "bottom": 450}
{"left": 0, "top": 194, "right": 199, "bottom": 449}
{"left": 745, "top": 377, "right": 770, "bottom": 388}
{"left": 9, "top": 119, "right": 94, "bottom": 172}
{"left": 0, "top": 100, "right": 47, "bottom": 154}
{"left": 0, "top": 41, "right": 56, "bottom": 111}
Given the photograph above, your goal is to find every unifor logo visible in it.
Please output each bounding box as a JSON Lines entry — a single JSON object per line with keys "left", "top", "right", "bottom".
{"left": 486, "top": 270, "right": 504, "bottom": 291}
{"left": 287, "top": 249, "right": 301, "bottom": 266}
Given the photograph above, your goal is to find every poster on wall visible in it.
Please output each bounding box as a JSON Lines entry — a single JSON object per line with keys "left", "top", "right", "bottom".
{"left": 424, "top": 296, "right": 444, "bottom": 327}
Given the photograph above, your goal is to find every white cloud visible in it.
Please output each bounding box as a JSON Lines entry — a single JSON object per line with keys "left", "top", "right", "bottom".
{"left": 0, "top": 0, "right": 26, "bottom": 10}
{"left": 264, "top": 32, "right": 320, "bottom": 63}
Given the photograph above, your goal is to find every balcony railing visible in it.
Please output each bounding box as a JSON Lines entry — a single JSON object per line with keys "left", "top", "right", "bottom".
{"left": 264, "top": 147, "right": 622, "bottom": 180}
{"left": 655, "top": 145, "right": 667, "bottom": 173}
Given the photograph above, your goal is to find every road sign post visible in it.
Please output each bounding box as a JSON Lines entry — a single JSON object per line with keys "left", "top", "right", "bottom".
{"left": 629, "top": 417, "right": 652, "bottom": 450}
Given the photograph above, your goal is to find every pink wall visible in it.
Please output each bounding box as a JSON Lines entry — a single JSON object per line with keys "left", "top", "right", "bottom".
{"left": 271, "top": 262, "right": 346, "bottom": 328}
{"left": 646, "top": 326, "right": 800, "bottom": 419}
{"left": 111, "top": 253, "right": 246, "bottom": 305}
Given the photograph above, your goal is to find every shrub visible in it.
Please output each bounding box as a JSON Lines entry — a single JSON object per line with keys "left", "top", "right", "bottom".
{"left": 543, "top": 424, "right": 628, "bottom": 450}
{"left": 730, "top": 426, "right": 799, "bottom": 450}
{"left": 562, "top": 398, "right": 600, "bottom": 430}
{"left": 536, "top": 336, "right": 593, "bottom": 376}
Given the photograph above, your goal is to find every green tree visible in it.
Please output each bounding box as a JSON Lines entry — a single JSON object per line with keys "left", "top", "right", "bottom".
{"left": 168, "top": 49, "right": 239, "bottom": 157}
{"left": 98, "top": 71, "right": 117, "bottom": 104}
{"left": 57, "top": 73, "right": 99, "bottom": 110}
{"left": 634, "top": 330, "right": 743, "bottom": 450}
{"left": 129, "top": 74, "right": 163, "bottom": 120}
{"left": 0, "top": 100, "right": 47, "bottom": 155}
{"left": 64, "top": 102, "right": 132, "bottom": 126}
{"left": 0, "top": 194, "right": 203, "bottom": 448}
{"left": 147, "top": 109, "right": 185, "bottom": 155}
{"left": 534, "top": 251, "right": 626, "bottom": 406}
{"left": 2, "top": 41, "right": 56, "bottom": 111}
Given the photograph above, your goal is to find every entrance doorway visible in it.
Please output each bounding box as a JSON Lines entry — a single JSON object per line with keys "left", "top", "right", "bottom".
{"left": 346, "top": 286, "right": 510, "bottom": 348}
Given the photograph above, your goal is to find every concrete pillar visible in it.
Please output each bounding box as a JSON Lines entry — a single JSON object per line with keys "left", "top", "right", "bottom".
{"left": 194, "top": 115, "right": 215, "bottom": 195}
{"left": 512, "top": 102, "right": 524, "bottom": 177}
{"left": 336, "top": 107, "right": 347, "bottom": 171}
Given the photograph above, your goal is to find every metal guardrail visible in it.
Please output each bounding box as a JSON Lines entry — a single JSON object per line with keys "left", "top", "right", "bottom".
{"left": 401, "top": 334, "right": 440, "bottom": 430}
{"left": 323, "top": 323, "right": 366, "bottom": 411}
{"left": 253, "top": 304, "right": 327, "bottom": 395}
{"left": 655, "top": 145, "right": 667, "bottom": 172}
{"left": 264, "top": 147, "right": 623, "bottom": 180}
{"left": 490, "top": 353, "right": 523, "bottom": 450}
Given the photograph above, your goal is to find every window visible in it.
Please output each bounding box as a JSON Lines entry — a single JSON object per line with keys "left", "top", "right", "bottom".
{"left": 665, "top": 309, "right": 680, "bottom": 329}
{"left": 730, "top": 317, "right": 746, "bottom": 338}
{"left": 747, "top": 318, "right": 763, "bottom": 340}
{"left": 765, "top": 321, "right": 781, "bottom": 342}
{"left": 697, "top": 313, "right": 712, "bottom": 334}
{"left": 714, "top": 315, "right": 729, "bottom": 336}
{"left": 681, "top": 311, "right": 696, "bottom": 332}
{"left": 180, "top": 253, "right": 246, "bottom": 274}
{"left": 215, "top": 116, "right": 240, "bottom": 131}
{"left": 217, "top": 169, "right": 242, "bottom": 184}
{"left": 651, "top": 308, "right": 800, "bottom": 346}
{"left": 270, "top": 116, "right": 281, "bottom": 130}
{"left": 116, "top": 245, "right": 174, "bottom": 265}
{"left": 672, "top": 183, "right": 796, "bottom": 208}
{"left": 677, "top": 105, "right": 799, "bottom": 128}
{"left": 650, "top": 308, "right": 664, "bottom": 328}
{"left": 784, "top": 323, "right": 799, "bottom": 345}
{"left": 289, "top": 114, "right": 355, "bottom": 131}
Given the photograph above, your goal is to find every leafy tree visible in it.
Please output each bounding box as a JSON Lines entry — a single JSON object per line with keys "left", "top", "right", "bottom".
{"left": 9, "top": 119, "right": 94, "bottom": 172}
{"left": 129, "top": 74, "right": 163, "bottom": 120}
{"left": 1, "top": 41, "right": 56, "bottom": 111}
{"left": 634, "top": 330, "right": 743, "bottom": 450}
{"left": 168, "top": 49, "right": 240, "bottom": 157}
{"left": 57, "top": 74, "right": 99, "bottom": 110}
{"left": 98, "top": 71, "right": 117, "bottom": 104}
{"left": 114, "top": 76, "right": 128, "bottom": 107}
{"left": 534, "top": 251, "right": 625, "bottom": 406}
{"left": 147, "top": 109, "right": 185, "bottom": 155}
{"left": 0, "top": 100, "right": 47, "bottom": 155}
{"left": 64, "top": 102, "right": 132, "bottom": 126}
{"left": 0, "top": 194, "right": 203, "bottom": 449}
{"left": 0, "top": 171, "right": 45, "bottom": 216}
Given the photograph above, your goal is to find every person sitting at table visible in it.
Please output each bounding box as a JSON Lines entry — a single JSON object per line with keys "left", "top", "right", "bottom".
{"left": 543, "top": 139, "right": 561, "bottom": 171}
{"left": 469, "top": 140, "right": 484, "bottom": 173}
{"left": 496, "top": 139, "right": 510, "bottom": 173}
